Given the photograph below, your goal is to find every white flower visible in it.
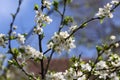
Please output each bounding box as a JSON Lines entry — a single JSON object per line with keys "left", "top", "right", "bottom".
{"left": 33, "top": 26, "right": 43, "bottom": 35}
{"left": 13, "top": 25, "right": 17, "bottom": 30}
{"left": 95, "top": 3, "right": 113, "bottom": 18}
{"left": 17, "top": 34, "right": 25, "bottom": 44}
{"left": 0, "top": 33, "right": 6, "bottom": 46}
{"left": 43, "top": 0, "right": 52, "bottom": 10}
{"left": 35, "top": 10, "right": 52, "bottom": 25}
{"left": 48, "top": 31, "right": 76, "bottom": 53}
{"left": 96, "top": 61, "right": 108, "bottom": 69}
{"left": 109, "top": 72, "right": 119, "bottom": 80}
{"left": 115, "top": 43, "right": 119, "bottom": 47}
{"left": 74, "top": 62, "right": 78, "bottom": 67}
{"left": 108, "top": 54, "right": 120, "bottom": 67}
{"left": 110, "top": 35, "right": 116, "bottom": 40}
{"left": 44, "top": 16, "right": 53, "bottom": 24}
{"left": 20, "top": 45, "right": 43, "bottom": 60}
{"left": 81, "top": 63, "right": 91, "bottom": 71}
{"left": 111, "top": 0, "right": 119, "bottom": 4}
{"left": 12, "top": 31, "right": 16, "bottom": 36}
{"left": 78, "top": 75, "right": 86, "bottom": 80}
{"left": 47, "top": 42, "right": 54, "bottom": 49}
{"left": 99, "top": 73, "right": 108, "bottom": 79}
{"left": 46, "top": 72, "right": 65, "bottom": 80}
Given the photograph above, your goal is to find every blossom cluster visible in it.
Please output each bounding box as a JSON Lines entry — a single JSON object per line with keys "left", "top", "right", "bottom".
{"left": 46, "top": 52, "right": 120, "bottom": 80}
{"left": 95, "top": 0, "right": 119, "bottom": 18}
{"left": 47, "top": 31, "right": 76, "bottom": 53}
{"left": 46, "top": 68, "right": 86, "bottom": 80}
{"left": 34, "top": 1, "right": 52, "bottom": 35}
{"left": 19, "top": 45, "right": 43, "bottom": 60}
{"left": 93, "top": 54, "right": 120, "bottom": 80}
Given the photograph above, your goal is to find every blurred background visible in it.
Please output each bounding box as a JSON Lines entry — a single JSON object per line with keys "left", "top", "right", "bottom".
{"left": 0, "top": 0, "right": 120, "bottom": 79}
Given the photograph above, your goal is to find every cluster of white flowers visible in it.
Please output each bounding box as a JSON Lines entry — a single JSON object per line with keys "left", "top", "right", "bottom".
{"left": 95, "top": 0, "right": 119, "bottom": 18}
{"left": 47, "top": 31, "right": 76, "bottom": 53}
{"left": 17, "top": 33, "right": 25, "bottom": 44}
{"left": 43, "top": 0, "right": 52, "bottom": 10}
{"left": 34, "top": 10, "right": 52, "bottom": 35}
{"left": 109, "top": 72, "right": 119, "bottom": 80}
{"left": 81, "top": 63, "right": 91, "bottom": 71}
{"left": 108, "top": 54, "right": 120, "bottom": 67}
{"left": 46, "top": 68, "right": 86, "bottom": 80}
{"left": 93, "top": 53, "right": 120, "bottom": 79}
{"left": 35, "top": 10, "right": 52, "bottom": 25}
{"left": 95, "top": 61, "right": 108, "bottom": 70}
{"left": 0, "top": 33, "right": 6, "bottom": 47}
{"left": 19, "top": 45, "right": 43, "bottom": 60}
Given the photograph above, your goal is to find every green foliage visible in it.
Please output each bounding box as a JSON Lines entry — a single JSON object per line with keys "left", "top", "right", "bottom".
{"left": 11, "top": 48, "right": 19, "bottom": 57}
{"left": 53, "top": 0, "right": 59, "bottom": 10}
{"left": 96, "top": 45, "right": 103, "bottom": 53}
{"left": 34, "top": 4, "right": 39, "bottom": 10}
{"left": 63, "top": 16, "right": 73, "bottom": 25}
{"left": 8, "top": 59, "right": 17, "bottom": 66}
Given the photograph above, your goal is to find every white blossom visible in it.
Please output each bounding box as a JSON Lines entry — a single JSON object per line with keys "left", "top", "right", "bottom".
{"left": 35, "top": 10, "right": 52, "bottom": 25}
{"left": 20, "top": 45, "right": 43, "bottom": 60}
{"left": 111, "top": 0, "right": 119, "bottom": 4}
{"left": 43, "top": 0, "right": 52, "bottom": 10}
{"left": 95, "top": 3, "right": 113, "bottom": 18}
{"left": 33, "top": 26, "right": 43, "bottom": 35}
{"left": 81, "top": 63, "right": 91, "bottom": 71}
{"left": 13, "top": 25, "right": 17, "bottom": 30}
{"left": 48, "top": 31, "right": 76, "bottom": 53}
{"left": 110, "top": 35, "right": 116, "bottom": 40}
{"left": 47, "top": 42, "right": 54, "bottom": 49}
{"left": 115, "top": 43, "right": 119, "bottom": 47}
{"left": 109, "top": 72, "right": 119, "bottom": 80}
{"left": 108, "top": 54, "right": 120, "bottom": 67}
{"left": 17, "top": 33, "right": 25, "bottom": 44}
{"left": 0, "top": 33, "right": 6, "bottom": 47}
{"left": 46, "top": 72, "right": 65, "bottom": 80}
{"left": 12, "top": 31, "right": 16, "bottom": 36}
{"left": 96, "top": 61, "right": 108, "bottom": 70}
{"left": 99, "top": 73, "right": 108, "bottom": 79}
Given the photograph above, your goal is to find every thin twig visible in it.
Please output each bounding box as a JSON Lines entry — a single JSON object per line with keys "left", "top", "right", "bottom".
{"left": 58, "top": 0, "right": 67, "bottom": 32}
{"left": 45, "top": 50, "right": 54, "bottom": 75}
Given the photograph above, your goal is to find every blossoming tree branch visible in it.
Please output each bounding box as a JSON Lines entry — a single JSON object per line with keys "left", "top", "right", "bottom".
{"left": 0, "top": 0, "right": 120, "bottom": 80}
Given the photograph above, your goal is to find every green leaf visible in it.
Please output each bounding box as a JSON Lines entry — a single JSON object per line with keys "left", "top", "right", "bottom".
{"left": 10, "top": 36, "right": 15, "bottom": 40}
{"left": 103, "top": 44, "right": 109, "bottom": 50}
{"left": 53, "top": 0, "right": 59, "bottom": 10}
{"left": 8, "top": 59, "right": 17, "bottom": 66}
{"left": 96, "top": 46, "right": 103, "bottom": 53}
{"left": 63, "top": 16, "right": 73, "bottom": 25}
{"left": 82, "top": 23, "right": 87, "bottom": 27}
{"left": 34, "top": 4, "right": 39, "bottom": 10}
{"left": 98, "top": 56, "right": 103, "bottom": 61}
{"left": 11, "top": 48, "right": 19, "bottom": 57}
{"left": 100, "top": 18, "right": 104, "bottom": 24}
{"left": 42, "top": 23, "right": 46, "bottom": 27}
